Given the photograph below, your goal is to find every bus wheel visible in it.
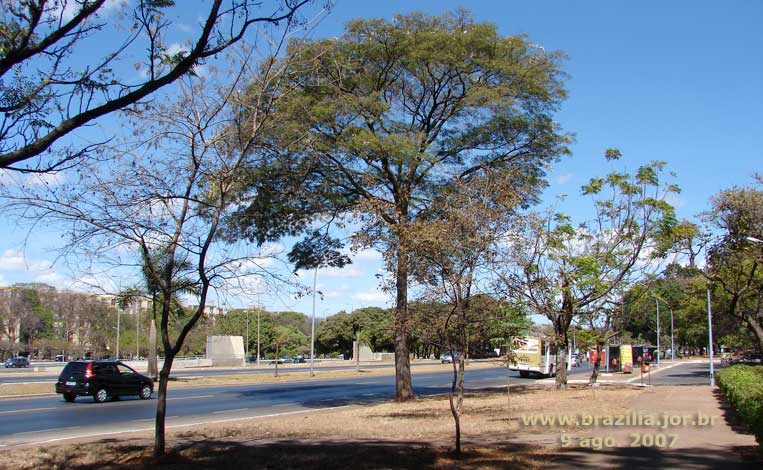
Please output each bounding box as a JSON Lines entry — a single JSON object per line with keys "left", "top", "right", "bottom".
{"left": 519, "top": 371, "right": 529, "bottom": 378}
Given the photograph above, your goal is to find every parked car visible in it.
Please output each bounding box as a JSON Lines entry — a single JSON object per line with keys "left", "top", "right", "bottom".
{"left": 4, "top": 356, "right": 30, "bottom": 368}
{"left": 441, "top": 352, "right": 462, "bottom": 364}
{"left": 292, "top": 357, "right": 306, "bottom": 364}
{"left": 268, "top": 357, "right": 287, "bottom": 365}
{"left": 55, "top": 360, "right": 153, "bottom": 403}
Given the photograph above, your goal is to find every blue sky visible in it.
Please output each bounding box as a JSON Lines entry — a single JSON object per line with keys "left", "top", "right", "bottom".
{"left": 1, "top": 1, "right": 761, "bottom": 318}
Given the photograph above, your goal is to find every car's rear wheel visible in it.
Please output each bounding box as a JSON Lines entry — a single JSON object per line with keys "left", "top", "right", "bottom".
{"left": 63, "top": 393, "right": 76, "bottom": 402}
{"left": 94, "top": 388, "right": 109, "bottom": 403}
{"left": 139, "top": 384, "right": 152, "bottom": 400}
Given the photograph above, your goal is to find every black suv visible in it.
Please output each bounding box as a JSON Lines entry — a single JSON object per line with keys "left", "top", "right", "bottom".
{"left": 55, "top": 360, "right": 153, "bottom": 403}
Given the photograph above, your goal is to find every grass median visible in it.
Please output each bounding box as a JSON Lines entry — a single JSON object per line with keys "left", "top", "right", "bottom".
{"left": 0, "top": 384, "right": 643, "bottom": 469}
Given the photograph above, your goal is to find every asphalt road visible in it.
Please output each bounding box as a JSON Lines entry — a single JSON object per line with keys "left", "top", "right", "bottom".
{"left": 643, "top": 360, "right": 719, "bottom": 386}
{"left": 0, "top": 364, "right": 594, "bottom": 448}
{"left": 0, "top": 361, "right": 448, "bottom": 384}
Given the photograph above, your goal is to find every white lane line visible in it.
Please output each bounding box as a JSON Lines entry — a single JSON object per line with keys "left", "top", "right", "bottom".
{"left": 13, "top": 405, "right": 353, "bottom": 448}
{"left": 166, "top": 415, "right": 179, "bottom": 419}
{"left": 0, "top": 407, "right": 55, "bottom": 415}
{"left": 131, "top": 419, "right": 153, "bottom": 423}
{"left": 362, "top": 393, "right": 377, "bottom": 397}
{"left": 17, "top": 426, "right": 80, "bottom": 435}
{"left": 212, "top": 408, "right": 249, "bottom": 414}
{"left": 167, "top": 395, "right": 215, "bottom": 401}
{"left": 273, "top": 403, "right": 297, "bottom": 407}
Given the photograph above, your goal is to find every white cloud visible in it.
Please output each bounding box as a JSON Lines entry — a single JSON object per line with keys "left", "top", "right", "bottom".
{"left": 59, "top": 0, "right": 128, "bottom": 22}
{"left": 351, "top": 290, "right": 390, "bottom": 303}
{"left": 0, "top": 249, "right": 53, "bottom": 272}
{"left": 665, "top": 192, "right": 687, "bottom": 208}
{"left": 297, "top": 266, "right": 365, "bottom": 279}
{"left": 556, "top": 173, "right": 574, "bottom": 184}
{"left": 350, "top": 248, "right": 382, "bottom": 261}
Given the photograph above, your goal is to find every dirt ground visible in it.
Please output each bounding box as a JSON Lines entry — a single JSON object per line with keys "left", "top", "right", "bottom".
{"left": 0, "top": 385, "right": 645, "bottom": 470}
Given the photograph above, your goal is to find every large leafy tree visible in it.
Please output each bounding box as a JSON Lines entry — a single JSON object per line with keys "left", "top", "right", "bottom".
{"left": 703, "top": 184, "right": 763, "bottom": 352}
{"left": 0, "top": 0, "right": 316, "bottom": 171}
{"left": 495, "top": 151, "right": 679, "bottom": 389}
{"left": 230, "top": 11, "right": 570, "bottom": 401}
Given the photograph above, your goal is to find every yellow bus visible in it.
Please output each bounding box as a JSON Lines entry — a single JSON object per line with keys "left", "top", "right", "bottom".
{"left": 509, "top": 336, "right": 558, "bottom": 378}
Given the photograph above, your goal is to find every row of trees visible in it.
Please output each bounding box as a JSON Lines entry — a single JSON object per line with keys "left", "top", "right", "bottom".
{"left": 0, "top": 286, "right": 119, "bottom": 359}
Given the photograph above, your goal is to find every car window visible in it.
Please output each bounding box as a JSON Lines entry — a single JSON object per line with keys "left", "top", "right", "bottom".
{"left": 61, "top": 362, "right": 87, "bottom": 376}
{"left": 93, "top": 363, "right": 117, "bottom": 375}
{"left": 116, "top": 364, "right": 135, "bottom": 375}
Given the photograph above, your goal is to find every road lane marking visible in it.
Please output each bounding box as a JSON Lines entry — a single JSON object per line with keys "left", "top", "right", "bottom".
{"left": 131, "top": 419, "right": 153, "bottom": 423}
{"left": 12, "top": 405, "right": 352, "bottom": 448}
{"left": 167, "top": 395, "right": 215, "bottom": 401}
{"left": 212, "top": 408, "right": 249, "bottom": 414}
{"left": 17, "top": 426, "right": 80, "bottom": 435}
{"left": 273, "top": 403, "right": 297, "bottom": 407}
{"left": 0, "top": 407, "right": 55, "bottom": 415}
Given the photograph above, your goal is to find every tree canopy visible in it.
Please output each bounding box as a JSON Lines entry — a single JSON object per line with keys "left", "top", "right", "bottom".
{"left": 228, "top": 10, "right": 571, "bottom": 401}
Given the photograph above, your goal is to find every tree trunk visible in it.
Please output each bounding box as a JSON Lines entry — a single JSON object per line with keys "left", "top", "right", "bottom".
{"left": 148, "top": 319, "right": 158, "bottom": 379}
{"left": 589, "top": 341, "right": 603, "bottom": 385}
{"left": 744, "top": 314, "right": 763, "bottom": 353}
{"left": 555, "top": 343, "right": 568, "bottom": 389}
{"left": 274, "top": 343, "right": 279, "bottom": 378}
{"left": 153, "top": 352, "right": 174, "bottom": 457}
{"left": 393, "top": 244, "right": 414, "bottom": 401}
{"left": 449, "top": 349, "right": 465, "bottom": 455}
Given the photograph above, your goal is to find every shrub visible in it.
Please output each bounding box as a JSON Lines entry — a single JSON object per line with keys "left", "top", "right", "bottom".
{"left": 716, "top": 364, "right": 763, "bottom": 447}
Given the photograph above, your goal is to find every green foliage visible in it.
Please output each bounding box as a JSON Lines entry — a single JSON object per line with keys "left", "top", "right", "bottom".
{"left": 316, "top": 307, "right": 394, "bottom": 358}
{"left": 717, "top": 365, "right": 763, "bottom": 447}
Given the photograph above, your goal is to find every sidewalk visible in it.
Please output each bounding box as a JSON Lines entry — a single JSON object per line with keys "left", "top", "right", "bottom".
{"left": 549, "top": 385, "right": 760, "bottom": 469}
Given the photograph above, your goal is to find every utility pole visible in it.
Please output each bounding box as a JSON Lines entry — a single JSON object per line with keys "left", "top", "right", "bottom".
{"left": 669, "top": 306, "right": 675, "bottom": 361}
{"left": 310, "top": 268, "right": 318, "bottom": 377}
{"left": 256, "top": 291, "right": 261, "bottom": 367}
{"left": 707, "top": 286, "right": 715, "bottom": 386}
{"left": 136, "top": 307, "right": 140, "bottom": 359}
{"left": 116, "top": 309, "right": 121, "bottom": 359}
{"left": 655, "top": 297, "right": 660, "bottom": 368}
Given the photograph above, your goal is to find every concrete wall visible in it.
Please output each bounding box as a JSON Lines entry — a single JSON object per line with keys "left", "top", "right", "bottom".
{"left": 206, "top": 335, "right": 245, "bottom": 367}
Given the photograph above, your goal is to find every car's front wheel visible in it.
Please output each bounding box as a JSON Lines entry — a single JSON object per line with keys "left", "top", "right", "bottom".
{"left": 139, "top": 384, "right": 152, "bottom": 400}
{"left": 94, "top": 388, "right": 109, "bottom": 403}
{"left": 63, "top": 393, "right": 76, "bottom": 402}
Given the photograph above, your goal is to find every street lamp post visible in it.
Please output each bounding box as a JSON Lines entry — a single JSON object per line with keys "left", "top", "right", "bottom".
{"left": 707, "top": 285, "right": 714, "bottom": 386}
{"left": 256, "top": 290, "right": 261, "bottom": 367}
{"left": 669, "top": 306, "right": 675, "bottom": 361}
{"left": 655, "top": 297, "right": 660, "bottom": 368}
{"left": 310, "top": 268, "right": 318, "bottom": 377}
{"left": 116, "top": 309, "right": 121, "bottom": 359}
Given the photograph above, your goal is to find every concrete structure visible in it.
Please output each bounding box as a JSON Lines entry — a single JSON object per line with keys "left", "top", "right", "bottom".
{"left": 206, "top": 335, "right": 245, "bottom": 367}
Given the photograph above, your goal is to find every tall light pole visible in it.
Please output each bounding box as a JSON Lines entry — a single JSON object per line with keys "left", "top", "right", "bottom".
{"left": 653, "top": 294, "right": 675, "bottom": 362}
{"left": 655, "top": 297, "right": 660, "bottom": 368}
{"left": 115, "top": 308, "right": 121, "bottom": 359}
{"left": 310, "top": 268, "right": 318, "bottom": 377}
{"left": 256, "top": 290, "right": 261, "bottom": 367}
{"left": 669, "top": 306, "right": 675, "bottom": 361}
{"left": 245, "top": 307, "right": 249, "bottom": 363}
{"left": 707, "top": 285, "right": 714, "bottom": 386}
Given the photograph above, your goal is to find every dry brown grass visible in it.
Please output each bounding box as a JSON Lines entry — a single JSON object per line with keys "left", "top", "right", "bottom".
{"left": 0, "top": 385, "right": 643, "bottom": 470}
